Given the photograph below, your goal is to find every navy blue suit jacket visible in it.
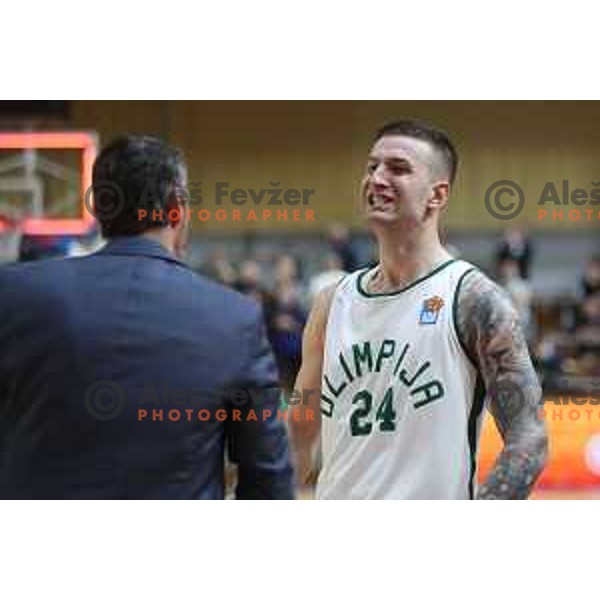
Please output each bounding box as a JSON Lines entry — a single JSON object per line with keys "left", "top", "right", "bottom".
{"left": 0, "top": 236, "right": 294, "bottom": 499}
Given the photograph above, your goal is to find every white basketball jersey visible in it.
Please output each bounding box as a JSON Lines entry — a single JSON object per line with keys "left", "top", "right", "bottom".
{"left": 316, "top": 259, "right": 486, "bottom": 500}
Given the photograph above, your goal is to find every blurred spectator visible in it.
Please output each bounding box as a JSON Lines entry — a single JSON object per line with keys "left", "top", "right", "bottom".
{"left": 575, "top": 294, "right": 600, "bottom": 354}
{"left": 308, "top": 253, "right": 347, "bottom": 303}
{"left": 536, "top": 258, "right": 600, "bottom": 388}
{"left": 237, "top": 259, "right": 280, "bottom": 337}
{"left": 18, "top": 233, "right": 72, "bottom": 261}
{"left": 495, "top": 227, "right": 533, "bottom": 279}
{"left": 203, "top": 245, "right": 237, "bottom": 286}
{"left": 537, "top": 331, "right": 578, "bottom": 388}
{"left": 328, "top": 224, "right": 359, "bottom": 272}
{"left": 267, "top": 283, "right": 307, "bottom": 392}
{"left": 236, "top": 259, "right": 270, "bottom": 304}
{"left": 275, "top": 254, "right": 301, "bottom": 287}
{"left": 576, "top": 351, "right": 600, "bottom": 377}
{"left": 499, "top": 258, "right": 534, "bottom": 341}
{"left": 581, "top": 256, "right": 600, "bottom": 298}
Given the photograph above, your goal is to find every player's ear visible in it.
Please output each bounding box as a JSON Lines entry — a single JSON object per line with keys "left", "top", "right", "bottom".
{"left": 428, "top": 181, "right": 450, "bottom": 212}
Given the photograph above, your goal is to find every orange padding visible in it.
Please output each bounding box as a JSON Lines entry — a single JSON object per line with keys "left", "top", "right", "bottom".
{"left": 478, "top": 397, "right": 600, "bottom": 488}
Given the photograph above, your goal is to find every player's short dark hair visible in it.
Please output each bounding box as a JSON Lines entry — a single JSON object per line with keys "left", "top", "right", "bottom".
{"left": 92, "top": 134, "right": 185, "bottom": 238}
{"left": 374, "top": 120, "right": 458, "bottom": 185}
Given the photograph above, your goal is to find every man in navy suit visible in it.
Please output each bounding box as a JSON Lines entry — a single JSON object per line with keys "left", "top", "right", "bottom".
{"left": 0, "top": 135, "right": 294, "bottom": 499}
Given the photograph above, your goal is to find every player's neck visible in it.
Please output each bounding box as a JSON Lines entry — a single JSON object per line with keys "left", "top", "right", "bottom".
{"left": 374, "top": 228, "right": 451, "bottom": 289}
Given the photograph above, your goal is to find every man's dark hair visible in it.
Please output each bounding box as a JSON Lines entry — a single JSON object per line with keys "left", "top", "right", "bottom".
{"left": 92, "top": 135, "right": 185, "bottom": 238}
{"left": 374, "top": 120, "right": 458, "bottom": 185}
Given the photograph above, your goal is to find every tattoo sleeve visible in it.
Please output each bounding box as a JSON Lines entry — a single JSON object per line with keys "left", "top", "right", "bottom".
{"left": 456, "top": 270, "right": 548, "bottom": 499}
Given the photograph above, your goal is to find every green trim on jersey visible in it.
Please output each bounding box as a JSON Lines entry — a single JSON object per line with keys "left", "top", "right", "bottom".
{"left": 356, "top": 259, "right": 457, "bottom": 298}
{"left": 452, "top": 267, "right": 478, "bottom": 368}
{"left": 447, "top": 266, "right": 485, "bottom": 499}
{"left": 468, "top": 375, "right": 487, "bottom": 499}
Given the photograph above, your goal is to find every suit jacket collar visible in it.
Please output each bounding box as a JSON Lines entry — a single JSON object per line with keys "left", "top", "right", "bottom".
{"left": 96, "top": 236, "right": 188, "bottom": 268}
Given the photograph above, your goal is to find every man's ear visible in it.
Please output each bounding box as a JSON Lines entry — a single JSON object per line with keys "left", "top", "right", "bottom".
{"left": 166, "top": 188, "right": 186, "bottom": 228}
{"left": 428, "top": 181, "right": 450, "bottom": 211}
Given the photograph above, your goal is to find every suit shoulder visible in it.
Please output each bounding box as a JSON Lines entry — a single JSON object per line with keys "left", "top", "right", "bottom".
{"left": 0, "top": 258, "right": 78, "bottom": 313}
{"left": 0, "top": 257, "right": 69, "bottom": 288}
{"left": 182, "top": 270, "right": 262, "bottom": 320}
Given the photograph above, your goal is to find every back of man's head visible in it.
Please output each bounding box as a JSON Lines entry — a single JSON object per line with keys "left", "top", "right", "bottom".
{"left": 92, "top": 135, "right": 185, "bottom": 238}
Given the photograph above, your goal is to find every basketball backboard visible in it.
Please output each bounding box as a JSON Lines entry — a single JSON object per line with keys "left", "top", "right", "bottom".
{"left": 0, "top": 131, "right": 98, "bottom": 236}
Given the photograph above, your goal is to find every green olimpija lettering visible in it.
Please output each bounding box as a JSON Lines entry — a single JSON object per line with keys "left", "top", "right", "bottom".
{"left": 350, "top": 387, "right": 397, "bottom": 437}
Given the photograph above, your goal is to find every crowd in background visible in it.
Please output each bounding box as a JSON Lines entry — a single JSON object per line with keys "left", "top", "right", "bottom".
{"left": 493, "top": 227, "right": 599, "bottom": 387}
{"left": 198, "top": 225, "right": 360, "bottom": 391}
{"left": 199, "top": 225, "right": 600, "bottom": 393}
{"left": 534, "top": 255, "right": 600, "bottom": 387}
{"left": 2, "top": 222, "right": 597, "bottom": 392}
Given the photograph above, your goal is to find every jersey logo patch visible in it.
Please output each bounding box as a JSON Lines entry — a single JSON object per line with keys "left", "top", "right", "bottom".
{"left": 419, "top": 295, "right": 445, "bottom": 325}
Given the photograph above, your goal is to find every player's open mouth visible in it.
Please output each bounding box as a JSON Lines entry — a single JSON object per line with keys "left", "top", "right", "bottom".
{"left": 367, "top": 194, "right": 395, "bottom": 210}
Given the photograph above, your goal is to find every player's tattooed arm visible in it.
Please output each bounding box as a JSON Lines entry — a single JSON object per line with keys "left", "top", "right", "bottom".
{"left": 456, "top": 270, "right": 548, "bottom": 499}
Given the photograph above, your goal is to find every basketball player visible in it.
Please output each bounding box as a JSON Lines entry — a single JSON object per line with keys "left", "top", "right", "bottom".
{"left": 291, "top": 121, "right": 548, "bottom": 499}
